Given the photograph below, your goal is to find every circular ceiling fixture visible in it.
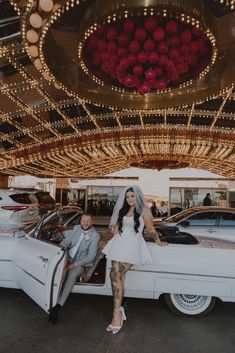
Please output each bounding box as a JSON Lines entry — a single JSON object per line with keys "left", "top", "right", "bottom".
{"left": 19, "top": 0, "right": 235, "bottom": 109}
{"left": 82, "top": 16, "right": 213, "bottom": 95}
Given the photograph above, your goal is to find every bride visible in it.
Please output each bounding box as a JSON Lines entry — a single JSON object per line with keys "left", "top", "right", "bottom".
{"left": 102, "top": 185, "right": 167, "bottom": 334}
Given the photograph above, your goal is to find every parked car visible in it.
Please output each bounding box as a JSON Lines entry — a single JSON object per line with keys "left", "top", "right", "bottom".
{"left": 1, "top": 217, "right": 235, "bottom": 318}
{"left": 27, "top": 190, "right": 56, "bottom": 215}
{"left": 0, "top": 189, "right": 39, "bottom": 225}
{"left": 154, "top": 207, "right": 235, "bottom": 242}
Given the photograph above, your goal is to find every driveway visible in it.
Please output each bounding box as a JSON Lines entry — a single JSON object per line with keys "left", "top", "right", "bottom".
{"left": 0, "top": 289, "right": 235, "bottom": 353}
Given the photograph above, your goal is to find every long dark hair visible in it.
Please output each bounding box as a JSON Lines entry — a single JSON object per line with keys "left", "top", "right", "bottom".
{"left": 117, "top": 187, "right": 140, "bottom": 233}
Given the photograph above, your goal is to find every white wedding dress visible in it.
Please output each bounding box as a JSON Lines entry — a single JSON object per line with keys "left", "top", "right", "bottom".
{"left": 102, "top": 215, "right": 153, "bottom": 265}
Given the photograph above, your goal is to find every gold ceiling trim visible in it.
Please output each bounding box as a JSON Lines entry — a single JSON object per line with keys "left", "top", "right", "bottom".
{"left": 0, "top": 128, "right": 234, "bottom": 177}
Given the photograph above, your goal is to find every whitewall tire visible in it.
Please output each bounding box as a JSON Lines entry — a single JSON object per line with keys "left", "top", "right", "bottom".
{"left": 164, "top": 293, "right": 217, "bottom": 317}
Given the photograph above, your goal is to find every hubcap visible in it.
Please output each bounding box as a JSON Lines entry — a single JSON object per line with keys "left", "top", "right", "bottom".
{"left": 173, "top": 294, "right": 209, "bottom": 310}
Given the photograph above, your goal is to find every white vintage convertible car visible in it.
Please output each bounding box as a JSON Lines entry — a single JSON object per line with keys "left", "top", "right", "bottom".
{"left": 1, "top": 220, "right": 235, "bottom": 318}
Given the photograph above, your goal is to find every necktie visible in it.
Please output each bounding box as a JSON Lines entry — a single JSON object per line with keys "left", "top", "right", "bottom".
{"left": 72, "top": 231, "right": 86, "bottom": 262}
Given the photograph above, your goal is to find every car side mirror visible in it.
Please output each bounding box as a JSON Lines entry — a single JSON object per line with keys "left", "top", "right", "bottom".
{"left": 14, "top": 230, "right": 26, "bottom": 238}
{"left": 180, "top": 220, "right": 190, "bottom": 227}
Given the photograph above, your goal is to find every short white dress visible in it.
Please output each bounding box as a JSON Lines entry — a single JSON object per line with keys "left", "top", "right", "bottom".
{"left": 102, "top": 215, "right": 153, "bottom": 265}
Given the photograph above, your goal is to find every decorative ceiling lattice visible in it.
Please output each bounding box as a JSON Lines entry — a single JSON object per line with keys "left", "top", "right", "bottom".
{"left": 0, "top": 0, "right": 234, "bottom": 177}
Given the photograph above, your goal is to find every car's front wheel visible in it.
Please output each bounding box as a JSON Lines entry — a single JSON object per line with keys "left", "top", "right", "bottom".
{"left": 164, "top": 293, "right": 217, "bottom": 317}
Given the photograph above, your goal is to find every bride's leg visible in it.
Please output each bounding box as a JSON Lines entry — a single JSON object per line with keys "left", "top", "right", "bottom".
{"left": 109, "top": 261, "right": 132, "bottom": 328}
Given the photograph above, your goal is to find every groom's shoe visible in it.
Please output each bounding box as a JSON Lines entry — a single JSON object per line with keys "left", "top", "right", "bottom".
{"left": 48, "top": 304, "right": 61, "bottom": 324}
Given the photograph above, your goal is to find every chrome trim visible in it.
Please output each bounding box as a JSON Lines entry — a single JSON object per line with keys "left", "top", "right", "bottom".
{"left": 129, "top": 268, "right": 235, "bottom": 280}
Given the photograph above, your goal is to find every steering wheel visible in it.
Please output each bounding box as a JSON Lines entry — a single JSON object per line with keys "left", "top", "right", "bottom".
{"left": 42, "top": 224, "right": 65, "bottom": 243}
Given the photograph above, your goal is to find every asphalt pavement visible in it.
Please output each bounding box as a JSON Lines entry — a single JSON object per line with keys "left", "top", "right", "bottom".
{"left": 1, "top": 288, "right": 235, "bottom": 353}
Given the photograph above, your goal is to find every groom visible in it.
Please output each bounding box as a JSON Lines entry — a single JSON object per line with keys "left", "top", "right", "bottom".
{"left": 48, "top": 213, "right": 100, "bottom": 324}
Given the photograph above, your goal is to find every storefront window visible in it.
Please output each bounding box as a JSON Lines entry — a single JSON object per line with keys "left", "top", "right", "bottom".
{"left": 87, "top": 186, "right": 123, "bottom": 216}
{"left": 56, "top": 188, "right": 86, "bottom": 210}
{"left": 169, "top": 187, "right": 227, "bottom": 215}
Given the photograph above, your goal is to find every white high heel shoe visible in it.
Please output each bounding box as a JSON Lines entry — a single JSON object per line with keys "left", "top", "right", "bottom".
{"left": 106, "top": 307, "right": 127, "bottom": 334}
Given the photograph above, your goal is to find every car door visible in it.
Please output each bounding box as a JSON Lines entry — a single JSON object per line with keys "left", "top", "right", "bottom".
{"left": 177, "top": 211, "right": 219, "bottom": 239}
{"left": 11, "top": 233, "right": 66, "bottom": 313}
{"left": 216, "top": 211, "right": 235, "bottom": 242}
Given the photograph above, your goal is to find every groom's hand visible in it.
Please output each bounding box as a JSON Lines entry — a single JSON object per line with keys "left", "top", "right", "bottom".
{"left": 65, "top": 262, "right": 76, "bottom": 271}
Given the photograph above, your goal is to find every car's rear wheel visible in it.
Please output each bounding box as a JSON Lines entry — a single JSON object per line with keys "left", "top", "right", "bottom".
{"left": 164, "top": 293, "right": 217, "bottom": 317}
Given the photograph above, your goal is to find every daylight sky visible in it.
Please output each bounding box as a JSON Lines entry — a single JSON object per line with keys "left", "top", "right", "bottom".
{"left": 110, "top": 167, "right": 223, "bottom": 197}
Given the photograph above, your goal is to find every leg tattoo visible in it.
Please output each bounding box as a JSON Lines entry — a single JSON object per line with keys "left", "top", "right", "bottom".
{"left": 109, "top": 261, "right": 132, "bottom": 327}
{"left": 110, "top": 265, "right": 120, "bottom": 310}
{"left": 110, "top": 261, "right": 132, "bottom": 310}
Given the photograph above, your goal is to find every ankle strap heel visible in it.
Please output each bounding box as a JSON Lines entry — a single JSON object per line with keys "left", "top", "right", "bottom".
{"left": 114, "top": 306, "right": 126, "bottom": 321}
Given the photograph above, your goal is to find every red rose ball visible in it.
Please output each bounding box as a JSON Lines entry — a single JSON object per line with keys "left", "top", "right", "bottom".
{"left": 123, "top": 19, "right": 135, "bottom": 33}
{"left": 148, "top": 51, "right": 159, "bottom": 64}
{"left": 145, "top": 17, "right": 157, "bottom": 31}
{"left": 165, "top": 20, "right": 178, "bottom": 34}
{"left": 154, "top": 66, "right": 164, "bottom": 77}
{"left": 97, "top": 39, "right": 107, "bottom": 51}
{"left": 125, "top": 75, "right": 136, "bottom": 87}
{"left": 119, "top": 58, "right": 129, "bottom": 70}
{"left": 117, "top": 47, "right": 128, "bottom": 58}
{"left": 153, "top": 27, "right": 165, "bottom": 41}
{"left": 135, "top": 28, "right": 146, "bottom": 42}
{"left": 169, "top": 47, "right": 180, "bottom": 60}
{"left": 138, "top": 82, "right": 151, "bottom": 95}
{"left": 107, "top": 41, "right": 117, "bottom": 54}
{"left": 137, "top": 51, "right": 148, "bottom": 64}
{"left": 133, "top": 64, "right": 144, "bottom": 76}
{"left": 129, "top": 40, "right": 141, "bottom": 53}
{"left": 181, "top": 30, "right": 192, "bottom": 43}
{"left": 118, "top": 33, "right": 129, "bottom": 46}
{"left": 169, "top": 34, "right": 180, "bottom": 47}
{"left": 107, "top": 27, "right": 118, "bottom": 41}
{"left": 158, "top": 41, "right": 168, "bottom": 54}
{"left": 155, "top": 78, "right": 167, "bottom": 90}
{"left": 159, "top": 54, "right": 168, "bottom": 66}
{"left": 145, "top": 69, "right": 156, "bottom": 81}
{"left": 144, "top": 39, "right": 155, "bottom": 52}
{"left": 127, "top": 54, "right": 137, "bottom": 66}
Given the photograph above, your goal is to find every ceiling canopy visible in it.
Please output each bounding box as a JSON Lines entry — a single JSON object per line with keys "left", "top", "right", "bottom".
{"left": 0, "top": 0, "right": 234, "bottom": 177}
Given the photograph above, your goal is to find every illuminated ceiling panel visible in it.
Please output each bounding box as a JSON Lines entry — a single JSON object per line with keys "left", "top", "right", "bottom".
{"left": 0, "top": 0, "right": 234, "bottom": 177}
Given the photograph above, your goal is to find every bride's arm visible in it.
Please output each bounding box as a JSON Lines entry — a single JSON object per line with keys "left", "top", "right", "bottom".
{"left": 112, "top": 224, "right": 119, "bottom": 236}
{"left": 142, "top": 208, "right": 167, "bottom": 246}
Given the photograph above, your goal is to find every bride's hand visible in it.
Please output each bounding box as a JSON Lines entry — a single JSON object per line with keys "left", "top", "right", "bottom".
{"left": 155, "top": 240, "right": 168, "bottom": 246}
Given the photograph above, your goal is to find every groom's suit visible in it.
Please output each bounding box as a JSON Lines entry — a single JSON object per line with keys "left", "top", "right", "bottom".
{"left": 57, "top": 224, "right": 100, "bottom": 306}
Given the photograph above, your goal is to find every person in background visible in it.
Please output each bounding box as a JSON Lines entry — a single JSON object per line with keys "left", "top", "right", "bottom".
{"left": 159, "top": 201, "right": 168, "bottom": 217}
{"left": 150, "top": 201, "right": 158, "bottom": 217}
{"left": 102, "top": 186, "right": 167, "bottom": 334}
{"left": 48, "top": 213, "right": 100, "bottom": 324}
{"left": 203, "top": 193, "right": 212, "bottom": 206}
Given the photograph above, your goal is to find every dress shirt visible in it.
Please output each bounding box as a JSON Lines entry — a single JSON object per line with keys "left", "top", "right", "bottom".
{"left": 69, "top": 231, "right": 86, "bottom": 259}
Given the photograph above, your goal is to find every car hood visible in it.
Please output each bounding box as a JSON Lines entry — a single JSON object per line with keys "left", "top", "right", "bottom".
{"left": 155, "top": 222, "right": 178, "bottom": 228}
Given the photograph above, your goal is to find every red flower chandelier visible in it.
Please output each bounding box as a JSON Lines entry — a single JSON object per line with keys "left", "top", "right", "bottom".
{"left": 83, "top": 16, "right": 212, "bottom": 95}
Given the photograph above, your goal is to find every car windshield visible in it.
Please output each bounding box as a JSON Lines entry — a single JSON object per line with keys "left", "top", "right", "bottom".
{"left": 20, "top": 221, "right": 38, "bottom": 234}
{"left": 60, "top": 211, "right": 78, "bottom": 223}
{"left": 165, "top": 208, "right": 200, "bottom": 223}
{"left": 19, "top": 211, "right": 59, "bottom": 235}
{"left": 20, "top": 210, "right": 78, "bottom": 235}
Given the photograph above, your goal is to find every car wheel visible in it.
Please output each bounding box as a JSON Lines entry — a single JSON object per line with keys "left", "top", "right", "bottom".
{"left": 164, "top": 293, "right": 217, "bottom": 317}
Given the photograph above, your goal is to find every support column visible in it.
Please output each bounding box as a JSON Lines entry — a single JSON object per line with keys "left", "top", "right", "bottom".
{"left": 0, "top": 175, "right": 8, "bottom": 188}
{"left": 56, "top": 178, "right": 69, "bottom": 206}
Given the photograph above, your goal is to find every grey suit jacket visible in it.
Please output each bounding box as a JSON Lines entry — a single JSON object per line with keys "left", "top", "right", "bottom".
{"left": 59, "top": 225, "right": 100, "bottom": 268}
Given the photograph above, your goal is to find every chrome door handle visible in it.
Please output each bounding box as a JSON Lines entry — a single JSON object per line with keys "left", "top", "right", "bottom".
{"left": 208, "top": 229, "right": 216, "bottom": 233}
